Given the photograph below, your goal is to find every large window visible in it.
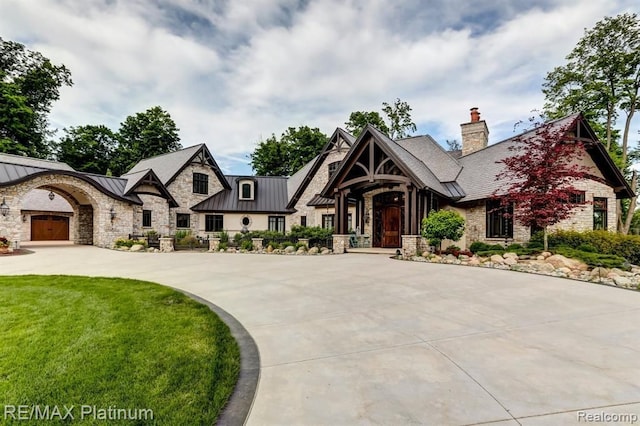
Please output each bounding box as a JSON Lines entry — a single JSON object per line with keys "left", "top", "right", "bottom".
{"left": 193, "top": 173, "right": 208, "bottom": 194}
{"left": 142, "top": 210, "right": 152, "bottom": 227}
{"left": 322, "top": 214, "right": 334, "bottom": 230}
{"left": 268, "top": 216, "right": 285, "bottom": 233}
{"left": 176, "top": 213, "right": 190, "bottom": 228}
{"left": 205, "top": 214, "right": 223, "bottom": 232}
{"left": 486, "top": 199, "right": 513, "bottom": 238}
{"left": 593, "top": 197, "right": 608, "bottom": 230}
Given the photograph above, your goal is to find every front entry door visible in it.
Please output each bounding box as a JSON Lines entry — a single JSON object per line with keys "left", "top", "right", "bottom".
{"left": 382, "top": 206, "right": 401, "bottom": 247}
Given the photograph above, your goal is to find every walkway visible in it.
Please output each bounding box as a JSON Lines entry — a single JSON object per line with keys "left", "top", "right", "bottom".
{"left": 2, "top": 246, "right": 639, "bottom": 425}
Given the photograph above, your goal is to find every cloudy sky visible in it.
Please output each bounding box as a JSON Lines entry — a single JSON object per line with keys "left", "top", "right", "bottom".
{"left": 1, "top": 0, "right": 638, "bottom": 175}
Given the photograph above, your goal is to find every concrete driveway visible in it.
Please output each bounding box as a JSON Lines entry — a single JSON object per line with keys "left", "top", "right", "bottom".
{"left": 2, "top": 246, "right": 640, "bottom": 425}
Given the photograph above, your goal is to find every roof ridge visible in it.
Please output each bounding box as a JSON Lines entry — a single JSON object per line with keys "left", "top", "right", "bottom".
{"left": 135, "top": 144, "right": 203, "bottom": 162}
{"left": 0, "top": 152, "right": 71, "bottom": 167}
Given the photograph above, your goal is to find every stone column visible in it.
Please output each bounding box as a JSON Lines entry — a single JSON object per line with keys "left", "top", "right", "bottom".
{"left": 332, "top": 234, "right": 350, "bottom": 254}
{"left": 298, "top": 238, "right": 309, "bottom": 248}
{"left": 160, "top": 237, "right": 174, "bottom": 253}
{"left": 77, "top": 205, "right": 93, "bottom": 245}
{"left": 252, "top": 238, "right": 263, "bottom": 251}
{"left": 401, "top": 235, "right": 422, "bottom": 258}
{"left": 209, "top": 237, "right": 220, "bottom": 251}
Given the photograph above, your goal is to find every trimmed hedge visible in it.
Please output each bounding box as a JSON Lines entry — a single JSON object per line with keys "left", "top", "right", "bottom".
{"left": 531, "top": 230, "right": 640, "bottom": 265}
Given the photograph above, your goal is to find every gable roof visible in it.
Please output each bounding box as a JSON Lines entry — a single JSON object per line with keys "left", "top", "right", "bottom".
{"left": 125, "top": 144, "right": 230, "bottom": 189}
{"left": 286, "top": 128, "right": 354, "bottom": 209}
{"left": 192, "top": 175, "right": 292, "bottom": 213}
{"left": 395, "top": 135, "right": 462, "bottom": 182}
{"left": 122, "top": 168, "right": 179, "bottom": 207}
{"left": 0, "top": 153, "right": 74, "bottom": 171}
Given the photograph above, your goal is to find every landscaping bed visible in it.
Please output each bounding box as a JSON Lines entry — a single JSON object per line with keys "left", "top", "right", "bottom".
{"left": 0, "top": 275, "right": 240, "bottom": 424}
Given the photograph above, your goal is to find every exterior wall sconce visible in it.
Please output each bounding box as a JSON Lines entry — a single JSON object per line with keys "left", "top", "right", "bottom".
{"left": 48, "top": 191, "right": 55, "bottom": 201}
{"left": 110, "top": 206, "right": 116, "bottom": 222}
{"left": 0, "top": 197, "right": 9, "bottom": 217}
{"left": 364, "top": 211, "right": 370, "bottom": 224}
{"left": 22, "top": 214, "right": 27, "bottom": 222}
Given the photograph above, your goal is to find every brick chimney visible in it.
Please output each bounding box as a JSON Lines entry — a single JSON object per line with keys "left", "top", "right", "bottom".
{"left": 461, "top": 107, "right": 489, "bottom": 156}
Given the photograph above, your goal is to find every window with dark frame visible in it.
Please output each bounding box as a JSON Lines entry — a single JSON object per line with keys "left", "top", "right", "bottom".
{"left": 300, "top": 216, "right": 307, "bottom": 227}
{"left": 205, "top": 214, "right": 224, "bottom": 232}
{"left": 486, "top": 199, "right": 513, "bottom": 238}
{"left": 268, "top": 216, "right": 285, "bottom": 233}
{"left": 193, "top": 173, "right": 208, "bottom": 194}
{"left": 568, "top": 191, "right": 586, "bottom": 204}
{"left": 593, "top": 197, "right": 608, "bottom": 230}
{"left": 241, "top": 182, "right": 252, "bottom": 199}
{"left": 322, "top": 214, "right": 334, "bottom": 230}
{"left": 328, "top": 161, "right": 340, "bottom": 177}
{"left": 176, "top": 213, "right": 190, "bottom": 228}
{"left": 142, "top": 210, "right": 152, "bottom": 227}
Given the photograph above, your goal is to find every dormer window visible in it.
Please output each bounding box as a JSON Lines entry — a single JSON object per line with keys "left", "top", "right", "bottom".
{"left": 238, "top": 179, "right": 255, "bottom": 200}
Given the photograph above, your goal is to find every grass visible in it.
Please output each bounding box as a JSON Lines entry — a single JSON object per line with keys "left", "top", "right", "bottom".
{"left": 0, "top": 275, "right": 240, "bottom": 425}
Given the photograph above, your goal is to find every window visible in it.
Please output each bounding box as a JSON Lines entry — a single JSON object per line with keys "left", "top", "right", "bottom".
{"left": 242, "top": 216, "right": 251, "bottom": 226}
{"left": 593, "top": 197, "right": 608, "bottom": 230}
{"left": 176, "top": 213, "right": 190, "bottom": 228}
{"left": 486, "top": 199, "right": 513, "bottom": 238}
{"left": 142, "top": 210, "right": 152, "bottom": 227}
{"left": 328, "top": 161, "right": 340, "bottom": 177}
{"left": 268, "top": 216, "right": 285, "bottom": 233}
{"left": 193, "top": 173, "right": 208, "bottom": 194}
{"left": 205, "top": 215, "right": 223, "bottom": 232}
{"left": 568, "top": 191, "right": 586, "bottom": 204}
{"left": 239, "top": 180, "right": 254, "bottom": 200}
{"left": 322, "top": 214, "right": 334, "bottom": 230}
{"left": 348, "top": 213, "right": 353, "bottom": 232}
{"left": 300, "top": 215, "right": 307, "bottom": 227}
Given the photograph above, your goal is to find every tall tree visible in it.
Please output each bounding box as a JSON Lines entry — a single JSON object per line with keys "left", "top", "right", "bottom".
{"left": 56, "top": 125, "right": 117, "bottom": 174}
{"left": 0, "top": 37, "right": 72, "bottom": 158}
{"left": 250, "top": 126, "right": 327, "bottom": 176}
{"left": 493, "top": 117, "right": 590, "bottom": 250}
{"left": 345, "top": 111, "right": 389, "bottom": 138}
{"left": 542, "top": 13, "right": 640, "bottom": 233}
{"left": 382, "top": 98, "right": 417, "bottom": 139}
{"left": 111, "top": 106, "right": 181, "bottom": 176}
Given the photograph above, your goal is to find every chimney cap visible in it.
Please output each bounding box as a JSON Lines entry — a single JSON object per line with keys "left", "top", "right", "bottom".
{"left": 470, "top": 107, "right": 481, "bottom": 122}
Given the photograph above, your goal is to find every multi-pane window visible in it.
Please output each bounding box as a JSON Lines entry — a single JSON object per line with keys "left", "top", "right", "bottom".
{"left": 593, "top": 197, "right": 608, "bottom": 230}
{"left": 268, "top": 216, "right": 285, "bottom": 233}
{"left": 486, "top": 199, "right": 513, "bottom": 238}
{"left": 328, "top": 161, "right": 340, "bottom": 177}
{"left": 205, "top": 215, "right": 224, "bottom": 232}
{"left": 322, "top": 214, "right": 334, "bottom": 230}
{"left": 568, "top": 191, "right": 586, "bottom": 204}
{"left": 193, "top": 173, "right": 208, "bottom": 194}
{"left": 142, "top": 210, "right": 152, "bottom": 227}
{"left": 176, "top": 213, "right": 190, "bottom": 228}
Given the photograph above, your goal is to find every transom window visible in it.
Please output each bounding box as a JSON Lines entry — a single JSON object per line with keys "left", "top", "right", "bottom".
{"left": 176, "top": 213, "right": 190, "bottom": 228}
{"left": 193, "top": 173, "right": 208, "bottom": 194}
{"left": 205, "top": 214, "right": 224, "bottom": 232}
{"left": 268, "top": 216, "right": 285, "bottom": 233}
{"left": 142, "top": 210, "right": 152, "bottom": 227}
{"left": 486, "top": 199, "right": 513, "bottom": 238}
{"left": 593, "top": 197, "right": 608, "bottom": 230}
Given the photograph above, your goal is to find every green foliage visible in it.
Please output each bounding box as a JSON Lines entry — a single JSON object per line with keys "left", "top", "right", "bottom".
{"left": 288, "top": 225, "right": 333, "bottom": 239}
{"left": 506, "top": 243, "right": 523, "bottom": 251}
{"left": 114, "top": 238, "right": 147, "bottom": 248}
{"left": 553, "top": 246, "right": 627, "bottom": 269}
{"left": 576, "top": 243, "right": 597, "bottom": 253}
{"left": 250, "top": 126, "right": 327, "bottom": 176}
{"left": 469, "top": 241, "right": 491, "bottom": 253}
{"left": 0, "top": 275, "right": 240, "bottom": 424}
{"left": 180, "top": 235, "right": 199, "bottom": 246}
{"left": 218, "top": 242, "right": 228, "bottom": 251}
{"left": 219, "top": 230, "right": 229, "bottom": 244}
{"left": 630, "top": 209, "right": 640, "bottom": 235}
{"left": 240, "top": 240, "right": 254, "bottom": 251}
{"left": 174, "top": 229, "right": 190, "bottom": 240}
{"left": 0, "top": 37, "right": 72, "bottom": 158}
{"left": 56, "top": 125, "right": 117, "bottom": 174}
{"left": 422, "top": 210, "right": 465, "bottom": 251}
{"left": 446, "top": 245, "right": 461, "bottom": 251}
{"left": 531, "top": 229, "right": 640, "bottom": 265}
{"left": 381, "top": 98, "right": 417, "bottom": 139}
{"left": 344, "top": 111, "right": 389, "bottom": 137}
{"left": 111, "top": 106, "right": 182, "bottom": 176}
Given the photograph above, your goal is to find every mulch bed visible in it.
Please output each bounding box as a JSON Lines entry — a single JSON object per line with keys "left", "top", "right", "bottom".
{"left": 0, "top": 249, "right": 33, "bottom": 256}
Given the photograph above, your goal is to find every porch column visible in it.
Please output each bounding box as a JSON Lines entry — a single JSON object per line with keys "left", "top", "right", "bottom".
{"left": 411, "top": 187, "right": 419, "bottom": 235}
{"left": 403, "top": 184, "right": 410, "bottom": 235}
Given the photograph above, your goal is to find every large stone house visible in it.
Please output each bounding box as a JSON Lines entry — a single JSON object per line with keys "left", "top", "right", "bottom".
{"left": 0, "top": 109, "right": 633, "bottom": 253}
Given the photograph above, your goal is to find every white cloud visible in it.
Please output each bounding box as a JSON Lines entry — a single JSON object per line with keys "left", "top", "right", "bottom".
{"left": 0, "top": 0, "right": 638, "bottom": 174}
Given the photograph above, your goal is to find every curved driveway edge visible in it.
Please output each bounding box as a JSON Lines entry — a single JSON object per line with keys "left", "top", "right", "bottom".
{"left": 180, "top": 290, "right": 260, "bottom": 426}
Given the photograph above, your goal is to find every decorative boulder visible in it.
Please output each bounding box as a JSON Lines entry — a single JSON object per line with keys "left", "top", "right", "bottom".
{"left": 130, "top": 244, "right": 145, "bottom": 252}
{"left": 284, "top": 245, "right": 295, "bottom": 254}
{"left": 490, "top": 254, "right": 505, "bottom": 264}
{"left": 309, "top": 247, "right": 319, "bottom": 254}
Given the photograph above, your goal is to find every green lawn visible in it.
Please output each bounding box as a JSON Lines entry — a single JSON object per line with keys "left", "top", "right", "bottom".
{"left": 0, "top": 275, "right": 240, "bottom": 425}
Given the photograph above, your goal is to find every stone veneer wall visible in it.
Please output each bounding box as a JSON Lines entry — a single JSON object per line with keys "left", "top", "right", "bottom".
{"left": 0, "top": 174, "right": 135, "bottom": 248}
{"left": 461, "top": 120, "right": 489, "bottom": 156}
{"left": 290, "top": 148, "right": 350, "bottom": 227}
{"left": 166, "top": 163, "right": 225, "bottom": 236}
{"left": 136, "top": 193, "right": 171, "bottom": 236}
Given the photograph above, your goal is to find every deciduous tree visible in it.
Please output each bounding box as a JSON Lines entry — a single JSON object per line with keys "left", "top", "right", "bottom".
{"left": 422, "top": 209, "right": 465, "bottom": 252}
{"left": 56, "top": 125, "right": 117, "bottom": 174}
{"left": 345, "top": 98, "right": 417, "bottom": 139}
{"left": 344, "top": 111, "right": 389, "bottom": 138}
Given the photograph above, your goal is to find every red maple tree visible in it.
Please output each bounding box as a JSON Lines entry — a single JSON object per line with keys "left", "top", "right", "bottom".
{"left": 493, "top": 116, "right": 591, "bottom": 250}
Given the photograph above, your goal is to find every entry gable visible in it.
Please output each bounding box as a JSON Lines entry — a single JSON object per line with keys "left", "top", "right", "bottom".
{"left": 320, "top": 125, "right": 448, "bottom": 198}
{"left": 123, "top": 169, "right": 179, "bottom": 207}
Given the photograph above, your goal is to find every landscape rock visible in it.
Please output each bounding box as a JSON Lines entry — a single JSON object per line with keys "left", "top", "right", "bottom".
{"left": 266, "top": 245, "right": 274, "bottom": 253}
{"left": 613, "top": 276, "right": 632, "bottom": 287}
{"left": 503, "top": 256, "right": 518, "bottom": 266}
{"left": 490, "top": 254, "right": 505, "bottom": 264}
{"left": 284, "top": 245, "right": 295, "bottom": 254}
{"left": 468, "top": 258, "right": 481, "bottom": 266}
{"left": 130, "top": 244, "right": 144, "bottom": 252}
{"left": 589, "top": 267, "right": 610, "bottom": 278}
{"left": 503, "top": 252, "right": 518, "bottom": 259}
{"left": 545, "top": 254, "right": 583, "bottom": 270}
{"left": 309, "top": 247, "right": 319, "bottom": 254}
{"left": 541, "top": 251, "right": 552, "bottom": 258}
{"left": 536, "top": 255, "right": 545, "bottom": 261}
{"left": 321, "top": 248, "right": 331, "bottom": 255}
{"left": 458, "top": 254, "right": 470, "bottom": 261}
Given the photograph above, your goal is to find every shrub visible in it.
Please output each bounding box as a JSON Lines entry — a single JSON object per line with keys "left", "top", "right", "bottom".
{"left": 506, "top": 243, "right": 523, "bottom": 251}
{"left": 174, "top": 230, "right": 190, "bottom": 240}
{"left": 554, "top": 246, "right": 627, "bottom": 269}
{"left": 114, "top": 238, "right": 147, "bottom": 248}
{"left": 0, "top": 236, "right": 10, "bottom": 248}
{"left": 218, "top": 242, "right": 228, "bottom": 251}
{"left": 489, "top": 244, "right": 506, "bottom": 250}
{"left": 219, "top": 230, "right": 229, "bottom": 244}
{"left": 469, "top": 242, "right": 491, "bottom": 253}
{"left": 240, "top": 240, "right": 254, "bottom": 251}
{"left": 180, "top": 235, "right": 199, "bottom": 246}
{"left": 422, "top": 210, "right": 465, "bottom": 251}
{"left": 446, "top": 245, "right": 461, "bottom": 251}
{"left": 577, "top": 243, "right": 596, "bottom": 253}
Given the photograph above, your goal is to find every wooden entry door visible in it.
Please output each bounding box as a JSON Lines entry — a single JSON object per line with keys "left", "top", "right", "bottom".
{"left": 382, "top": 206, "right": 401, "bottom": 247}
{"left": 31, "top": 215, "right": 69, "bottom": 241}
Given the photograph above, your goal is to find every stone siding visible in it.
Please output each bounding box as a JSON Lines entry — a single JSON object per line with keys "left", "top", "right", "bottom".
{"left": 290, "top": 148, "right": 349, "bottom": 227}
{"left": 461, "top": 120, "right": 489, "bottom": 156}
{"left": 167, "top": 163, "right": 225, "bottom": 236}
{"left": 136, "top": 193, "right": 171, "bottom": 236}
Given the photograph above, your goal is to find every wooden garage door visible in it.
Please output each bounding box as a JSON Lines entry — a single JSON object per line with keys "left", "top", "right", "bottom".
{"left": 31, "top": 215, "right": 69, "bottom": 241}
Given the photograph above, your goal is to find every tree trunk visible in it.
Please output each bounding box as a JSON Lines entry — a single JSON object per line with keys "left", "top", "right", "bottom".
{"left": 621, "top": 101, "right": 636, "bottom": 167}
{"left": 605, "top": 104, "right": 613, "bottom": 151}
{"left": 622, "top": 171, "right": 638, "bottom": 235}
{"left": 543, "top": 226, "right": 548, "bottom": 252}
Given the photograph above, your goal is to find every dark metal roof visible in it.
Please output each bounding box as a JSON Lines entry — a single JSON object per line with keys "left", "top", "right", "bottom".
{"left": 191, "top": 175, "right": 293, "bottom": 213}
{"left": 307, "top": 195, "right": 334, "bottom": 206}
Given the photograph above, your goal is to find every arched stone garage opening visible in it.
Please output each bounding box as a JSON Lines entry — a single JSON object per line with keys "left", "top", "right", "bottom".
{"left": 1, "top": 173, "right": 136, "bottom": 248}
